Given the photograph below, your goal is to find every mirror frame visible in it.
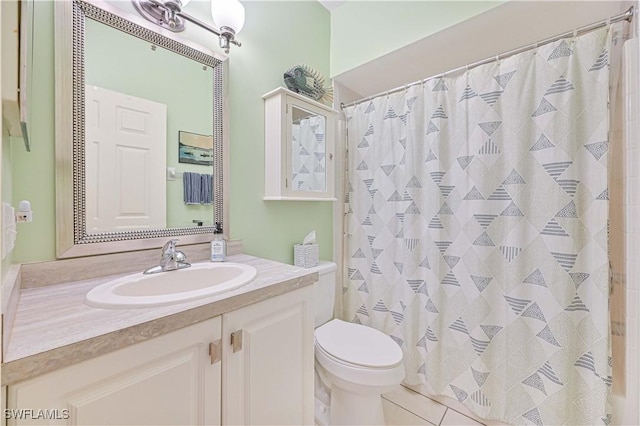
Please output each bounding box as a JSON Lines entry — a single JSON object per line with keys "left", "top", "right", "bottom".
{"left": 54, "top": 0, "right": 229, "bottom": 258}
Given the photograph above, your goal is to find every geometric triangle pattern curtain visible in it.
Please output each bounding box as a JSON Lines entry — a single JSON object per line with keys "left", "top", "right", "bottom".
{"left": 344, "top": 27, "right": 612, "bottom": 425}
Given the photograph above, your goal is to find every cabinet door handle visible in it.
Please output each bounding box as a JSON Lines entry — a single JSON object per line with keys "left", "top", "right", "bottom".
{"left": 209, "top": 339, "right": 221, "bottom": 364}
{"left": 231, "top": 330, "right": 243, "bottom": 353}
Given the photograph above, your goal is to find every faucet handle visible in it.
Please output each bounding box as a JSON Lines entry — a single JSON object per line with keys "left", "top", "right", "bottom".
{"left": 162, "top": 239, "right": 179, "bottom": 253}
{"left": 175, "top": 250, "right": 187, "bottom": 263}
{"left": 154, "top": 239, "right": 190, "bottom": 272}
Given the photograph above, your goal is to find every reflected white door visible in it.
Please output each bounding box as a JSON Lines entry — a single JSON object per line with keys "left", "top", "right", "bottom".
{"left": 85, "top": 85, "right": 167, "bottom": 232}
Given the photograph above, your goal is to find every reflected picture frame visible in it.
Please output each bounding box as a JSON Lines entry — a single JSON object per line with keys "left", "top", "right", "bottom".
{"left": 178, "top": 131, "right": 214, "bottom": 166}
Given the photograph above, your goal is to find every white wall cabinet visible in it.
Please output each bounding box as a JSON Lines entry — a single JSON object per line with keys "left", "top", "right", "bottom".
{"left": 7, "top": 287, "right": 314, "bottom": 426}
{"left": 263, "top": 87, "right": 337, "bottom": 201}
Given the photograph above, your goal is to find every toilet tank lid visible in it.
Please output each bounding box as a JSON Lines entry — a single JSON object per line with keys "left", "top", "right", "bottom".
{"left": 308, "top": 261, "right": 337, "bottom": 275}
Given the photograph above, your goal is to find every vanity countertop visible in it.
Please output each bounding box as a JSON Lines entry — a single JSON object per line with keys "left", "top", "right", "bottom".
{"left": 2, "top": 254, "right": 318, "bottom": 385}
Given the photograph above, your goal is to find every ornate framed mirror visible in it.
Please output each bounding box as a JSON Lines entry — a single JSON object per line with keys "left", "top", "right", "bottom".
{"left": 54, "top": 0, "right": 228, "bottom": 258}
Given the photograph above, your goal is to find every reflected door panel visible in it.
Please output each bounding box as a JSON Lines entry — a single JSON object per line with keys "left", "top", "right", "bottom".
{"left": 85, "top": 85, "right": 167, "bottom": 232}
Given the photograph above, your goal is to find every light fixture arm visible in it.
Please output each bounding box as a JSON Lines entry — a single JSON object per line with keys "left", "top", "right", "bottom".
{"left": 176, "top": 10, "right": 242, "bottom": 52}
{"left": 132, "top": 0, "right": 242, "bottom": 53}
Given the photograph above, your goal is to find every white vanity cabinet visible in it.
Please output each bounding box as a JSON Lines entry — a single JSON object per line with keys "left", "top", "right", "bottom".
{"left": 263, "top": 87, "right": 338, "bottom": 201}
{"left": 7, "top": 287, "right": 314, "bottom": 426}
{"left": 7, "top": 317, "right": 223, "bottom": 426}
{"left": 222, "top": 286, "right": 314, "bottom": 425}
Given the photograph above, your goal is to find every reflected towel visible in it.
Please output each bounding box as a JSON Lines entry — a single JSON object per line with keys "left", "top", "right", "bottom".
{"left": 201, "top": 174, "right": 213, "bottom": 205}
{"left": 183, "top": 172, "right": 201, "bottom": 204}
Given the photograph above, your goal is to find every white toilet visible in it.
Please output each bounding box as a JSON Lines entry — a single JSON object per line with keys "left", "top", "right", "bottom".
{"left": 312, "top": 262, "right": 405, "bottom": 425}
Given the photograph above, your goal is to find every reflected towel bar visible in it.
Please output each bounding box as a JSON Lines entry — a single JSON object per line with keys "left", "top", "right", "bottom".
{"left": 167, "top": 167, "right": 184, "bottom": 180}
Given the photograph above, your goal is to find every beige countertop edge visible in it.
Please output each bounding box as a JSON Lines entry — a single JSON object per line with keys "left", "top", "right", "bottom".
{"left": 1, "top": 271, "right": 318, "bottom": 386}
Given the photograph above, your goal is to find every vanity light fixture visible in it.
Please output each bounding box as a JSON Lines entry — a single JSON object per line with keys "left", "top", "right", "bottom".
{"left": 132, "top": 0, "right": 244, "bottom": 53}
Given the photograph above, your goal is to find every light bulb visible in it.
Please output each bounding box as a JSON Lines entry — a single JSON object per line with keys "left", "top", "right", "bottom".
{"left": 211, "top": 0, "right": 245, "bottom": 35}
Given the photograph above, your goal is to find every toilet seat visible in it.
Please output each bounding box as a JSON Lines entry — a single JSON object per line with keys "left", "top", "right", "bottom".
{"left": 315, "top": 319, "right": 403, "bottom": 369}
{"left": 314, "top": 319, "right": 405, "bottom": 389}
{"left": 315, "top": 342, "right": 379, "bottom": 370}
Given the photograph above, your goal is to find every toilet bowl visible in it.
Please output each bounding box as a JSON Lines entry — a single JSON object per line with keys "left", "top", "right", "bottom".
{"left": 310, "top": 262, "right": 405, "bottom": 425}
{"left": 315, "top": 319, "right": 405, "bottom": 425}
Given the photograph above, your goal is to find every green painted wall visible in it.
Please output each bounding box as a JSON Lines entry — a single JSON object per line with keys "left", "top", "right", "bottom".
{"left": 227, "top": 1, "right": 333, "bottom": 263}
{"left": 330, "top": 1, "right": 504, "bottom": 77}
{"left": 12, "top": 0, "right": 332, "bottom": 264}
{"left": 11, "top": 0, "right": 55, "bottom": 263}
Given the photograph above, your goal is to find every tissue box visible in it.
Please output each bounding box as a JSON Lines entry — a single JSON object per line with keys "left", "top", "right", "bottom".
{"left": 294, "top": 244, "right": 319, "bottom": 268}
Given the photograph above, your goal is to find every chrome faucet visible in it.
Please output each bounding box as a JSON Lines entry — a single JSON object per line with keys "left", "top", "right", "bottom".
{"left": 144, "top": 239, "right": 191, "bottom": 274}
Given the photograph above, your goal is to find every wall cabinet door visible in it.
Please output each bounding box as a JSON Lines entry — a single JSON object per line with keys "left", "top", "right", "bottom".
{"left": 8, "top": 317, "right": 222, "bottom": 426}
{"left": 222, "top": 286, "right": 314, "bottom": 425}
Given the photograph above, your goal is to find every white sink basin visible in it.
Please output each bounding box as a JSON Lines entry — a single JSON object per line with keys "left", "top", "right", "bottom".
{"left": 85, "top": 263, "right": 257, "bottom": 309}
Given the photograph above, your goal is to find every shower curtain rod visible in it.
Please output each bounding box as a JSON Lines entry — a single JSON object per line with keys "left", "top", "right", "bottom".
{"left": 340, "top": 5, "right": 635, "bottom": 110}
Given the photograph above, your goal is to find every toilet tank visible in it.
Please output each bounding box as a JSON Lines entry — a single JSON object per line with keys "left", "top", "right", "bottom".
{"left": 309, "top": 261, "right": 337, "bottom": 328}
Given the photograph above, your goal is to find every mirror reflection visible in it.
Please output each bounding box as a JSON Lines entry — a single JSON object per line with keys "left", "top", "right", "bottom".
{"left": 291, "top": 105, "right": 326, "bottom": 192}
{"left": 84, "top": 17, "right": 214, "bottom": 233}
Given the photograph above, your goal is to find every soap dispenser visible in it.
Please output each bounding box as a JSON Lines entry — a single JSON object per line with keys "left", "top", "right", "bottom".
{"left": 210, "top": 222, "right": 226, "bottom": 262}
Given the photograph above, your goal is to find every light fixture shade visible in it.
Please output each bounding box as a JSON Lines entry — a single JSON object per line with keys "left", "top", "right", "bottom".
{"left": 211, "top": 0, "right": 245, "bottom": 34}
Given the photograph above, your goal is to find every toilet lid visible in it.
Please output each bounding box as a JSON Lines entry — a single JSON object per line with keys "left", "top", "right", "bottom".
{"left": 315, "top": 319, "right": 403, "bottom": 368}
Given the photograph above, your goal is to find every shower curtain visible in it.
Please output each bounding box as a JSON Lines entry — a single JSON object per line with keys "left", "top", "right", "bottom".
{"left": 344, "top": 27, "right": 613, "bottom": 425}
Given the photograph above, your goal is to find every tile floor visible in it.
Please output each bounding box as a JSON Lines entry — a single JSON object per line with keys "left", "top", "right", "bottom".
{"left": 382, "top": 385, "right": 508, "bottom": 426}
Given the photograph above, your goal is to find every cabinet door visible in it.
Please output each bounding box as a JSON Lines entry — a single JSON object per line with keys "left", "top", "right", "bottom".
{"left": 222, "top": 287, "right": 314, "bottom": 425}
{"left": 8, "top": 317, "right": 222, "bottom": 426}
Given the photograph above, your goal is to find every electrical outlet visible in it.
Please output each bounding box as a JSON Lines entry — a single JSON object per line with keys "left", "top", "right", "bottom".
{"left": 15, "top": 211, "right": 32, "bottom": 223}
{"left": 16, "top": 200, "right": 33, "bottom": 223}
